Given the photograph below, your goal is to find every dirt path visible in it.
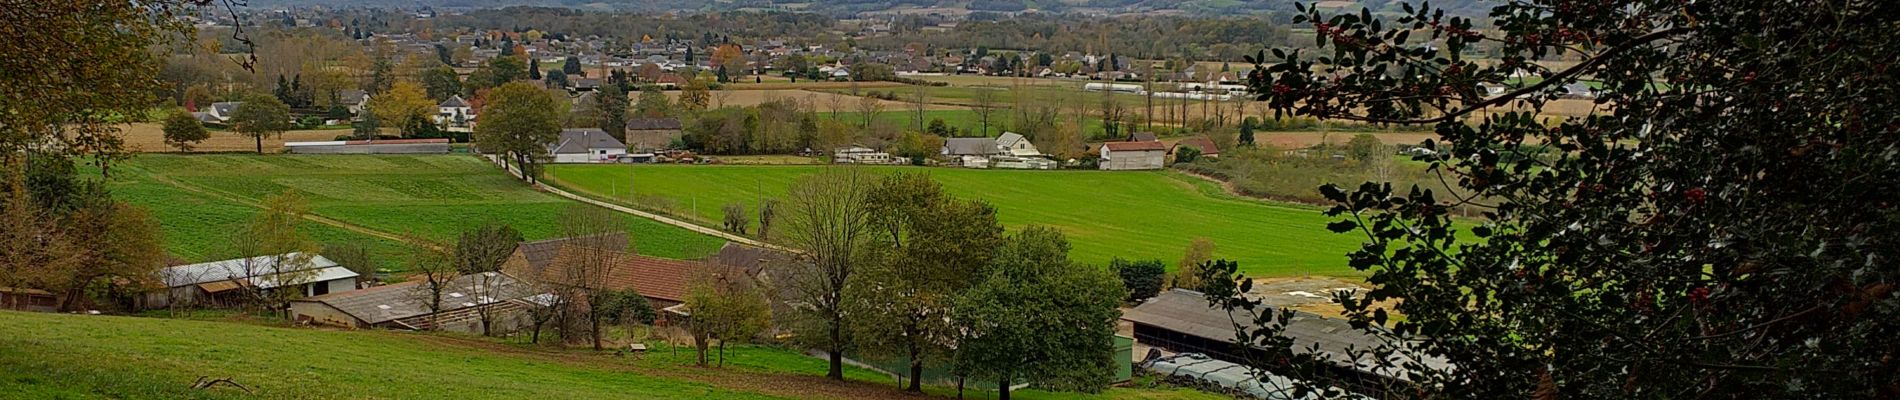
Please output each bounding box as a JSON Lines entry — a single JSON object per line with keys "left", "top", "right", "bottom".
{"left": 487, "top": 156, "right": 787, "bottom": 251}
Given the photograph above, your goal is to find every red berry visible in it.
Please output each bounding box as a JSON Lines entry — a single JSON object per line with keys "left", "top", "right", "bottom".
{"left": 1684, "top": 187, "right": 1707, "bottom": 203}
{"left": 1689, "top": 287, "right": 1711, "bottom": 306}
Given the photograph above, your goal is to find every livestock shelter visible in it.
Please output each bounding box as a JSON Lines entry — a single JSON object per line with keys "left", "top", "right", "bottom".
{"left": 147, "top": 253, "right": 359, "bottom": 309}
{"left": 285, "top": 138, "right": 452, "bottom": 154}
{"left": 1121, "top": 289, "right": 1449, "bottom": 398}
{"left": 291, "top": 271, "right": 539, "bottom": 333}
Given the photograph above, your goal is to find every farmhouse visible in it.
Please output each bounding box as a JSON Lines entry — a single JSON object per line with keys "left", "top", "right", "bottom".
{"left": 290, "top": 271, "right": 539, "bottom": 333}
{"left": 941, "top": 137, "right": 1000, "bottom": 168}
{"left": 996, "top": 132, "right": 1040, "bottom": 157}
{"left": 436, "top": 95, "right": 474, "bottom": 127}
{"left": 1122, "top": 289, "right": 1449, "bottom": 397}
{"left": 0, "top": 287, "right": 57, "bottom": 312}
{"left": 193, "top": 101, "right": 242, "bottom": 124}
{"left": 624, "top": 117, "right": 682, "bottom": 153}
{"left": 148, "top": 253, "right": 359, "bottom": 309}
{"left": 833, "top": 145, "right": 895, "bottom": 164}
{"left": 1099, "top": 141, "right": 1167, "bottom": 170}
{"left": 338, "top": 89, "right": 371, "bottom": 115}
{"left": 548, "top": 128, "right": 628, "bottom": 163}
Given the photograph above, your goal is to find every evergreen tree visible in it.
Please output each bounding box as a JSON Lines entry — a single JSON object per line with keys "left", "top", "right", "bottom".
{"left": 528, "top": 59, "right": 542, "bottom": 80}
{"left": 562, "top": 56, "right": 582, "bottom": 75}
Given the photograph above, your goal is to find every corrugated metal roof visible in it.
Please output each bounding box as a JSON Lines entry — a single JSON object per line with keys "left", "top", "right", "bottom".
{"left": 296, "top": 272, "right": 533, "bottom": 324}
{"left": 1123, "top": 289, "right": 1451, "bottom": 380}
{"left": 942, "top": 138, "right": 999, "bottom": 156}
{"left": 1103, "top": 141, "right": 1167, "bottom": 152}
{"left": 159, "top": 253, "right": 341, "bottom": 288}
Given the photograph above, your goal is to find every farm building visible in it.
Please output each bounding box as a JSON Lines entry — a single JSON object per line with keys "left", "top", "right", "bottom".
{"left": 1122, "top": 289, "right": 1449, "bottom": 398}
{"left": 285, "top": 138, "right": 451, "bottom": 154}
{"left": 1171, "top": 137, "right": 1220, "bottom": 159}
{"left": 0, "top": 287, "right": 57, "bottom": 312}
{"left": 1128, "top": 132, "right": 1159, "bottom": 142}
{"left": 996, "top": 132, "right": 1042, "bottom": 157}
{"left": 942, "top": 138, "right": 1000, "bottom": 168}
{"left": 147, "top": 253, "right": 359, "bottom": 309}
{"left": 548, "top": 128, "right": 628, "bottom": 163}
{"left": 624, "top": 118, "right": 683, "bottom": 153}
{"left": 290, "top": 271, "right": 539, "bottom": 333}
{"left": 192, "top": 101, "right": 241, "bottom": 124}
{"left": 500, "top": 234, "right": 705, "bottom": 310}
{"left": 338, "top": 90, "right": 370, "bottom": 115}
{"left": 1099, "top": 141, "right": 1167, "bottom": 170}
{"left": 833, "top": 145, "right": 895, "bottom": 164}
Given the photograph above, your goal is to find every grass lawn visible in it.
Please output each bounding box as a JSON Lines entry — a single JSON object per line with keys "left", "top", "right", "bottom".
{"left": 0, "top": 311, "right": 1225, "bottom": 400}
{"left": 543, "top": 164, "right": 1368, "bottom": 277}
{"left": 107, "top": 154, "right": 728, "bottom": 271}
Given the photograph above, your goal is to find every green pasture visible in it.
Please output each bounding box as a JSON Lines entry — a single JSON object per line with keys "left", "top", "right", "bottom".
{"left": 544, "top": 164, "right": 1369, "bottom": 278}
{"left": 106, "top": 154, "right": 727, "bottom": 271}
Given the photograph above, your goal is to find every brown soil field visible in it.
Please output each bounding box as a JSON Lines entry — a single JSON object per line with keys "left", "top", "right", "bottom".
{"left": 664, "top": 89, "right": 968, "bottom": 111}
{"left": 118, "top": 123, "right": 354, "bottom": 153}
{"left": 720, "top": 81, "right": 907, "bottom": 90}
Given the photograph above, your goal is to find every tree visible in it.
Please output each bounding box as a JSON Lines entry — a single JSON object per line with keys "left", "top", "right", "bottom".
{"left": 527, "top": 58, "right": 542, "bottom": 80}
{"left": 474, "top": 82, "right": 564, "bottom": 184}
{"left": 756, "top": 199, "right": 777, "bottom": 241}
{"left": 228, "top": 190, "right": 319, "bottom": 315}
{"left": 454, "top": 221, "right": 522, "bottom": 274}
{"left": 782, "top": 167, "right": 878, "bottom": 380}
{"left": 592, "top": 85, "right": 628, "bottom": 140}
{"left": 678, "top": 79, "right": 711, "bottom": 112}
{"left": 721, "top": 202, "right": 748, "bottom": 235}
{"left": 161, "top": 110, "right": 209, "bottom": 152}
{"left": 1173, "top": 146, "right": 1202, "bottom": 164}
{"left": 1237, "top": 116, "right": 1256, "bottom": 147}
{"left": 323, "top": 240, "right": 377, "bottom": 288}
{"left": 3, "top": 0, "right": 202, "bottom": 170}
{"left": 684, "top": 265, "right": 773, "bottom": 367}
{"left": 403, "top": 232, "right": 457, "bottom": 330}
{"left": 855, "top": 95, "right": 885, "bottom": 129}
{"left": 562, "top": 56, "right": 582, "bottom": 75}
{"left": 593, "top": 287, "right": 656, "bottom": 341}
{"left": 954, "top": 226, "right": 1123, "bottom": 400}
{"left": 228, "top": 94, "right": 293, "bottom": 154}
{"left": 553, "top": 204, "right": 625, "bottom": 350}
{"left": 1343, "top": 133, "right": 1383, "bottom": 162}
{"left": 1108, "top": 258, "right": 1165, "bottom": 303}
{"left": 545, "top": 69, "right": 570, "bottom": 89}
{"left": 370, "top": 81, "right": 437, "bottom": 137}
{"left": 851, "top": 172, "right": 1004, "bottom": 392}
{"left": 1171, "top": 237, "right": 1214, "bottom": 291}
{"left": 634, "top": 85, "right": 673, "bottom": 118}
{"left": 0, "top": 162, "right": 81, "bottom": 311}
{"left": 1221, "top": 1, "right": 1900, "bottom": 398}
{"left": 418, "top": 66, "right": 462, "bottom": 101}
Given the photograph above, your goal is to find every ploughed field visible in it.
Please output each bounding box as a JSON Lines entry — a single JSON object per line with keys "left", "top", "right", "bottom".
{"left": 544, "top": 164, "right": 1367, "bottom": 277}
{"left": 106, "top": 154, "right": 728, "bottom": 271}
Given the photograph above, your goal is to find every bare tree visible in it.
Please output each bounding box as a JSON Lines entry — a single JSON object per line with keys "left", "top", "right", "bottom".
{"left": 404, "top": 232, "right": 458, "bottom": 330}
{"left": 756, "top": 199, "right": 778, "bottom": 241}
{"left": 555, "top": 204, "right": 625, "bottom": 350}
{"left": 855, "top": 95, "right": 884, "bottom": 129}
{"left": 782, "top": 167, "right": 878, "bottom": 380}
{"left": 971, "top": 89, "right": 999, "bottom": 137}
{"left": 227, "top": 191, "right": 318, "bottom": 316}
{"left": 911, "top": 85, "right": 928, "bottom": 133}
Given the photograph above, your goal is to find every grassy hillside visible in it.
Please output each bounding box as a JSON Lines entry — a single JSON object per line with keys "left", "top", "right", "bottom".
{"left": 544, "top": 165, "right": 1366, "bottom": 277}
{"left": 0, "top": 311, "right": 1224, "bottom": 400}
{"left": 108, "top": 154, "right": 728, "bottom": 270}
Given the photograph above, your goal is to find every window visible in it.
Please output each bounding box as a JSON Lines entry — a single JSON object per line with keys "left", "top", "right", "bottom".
{"left": 309, "top": 281, "right": 330, "bottom": 296}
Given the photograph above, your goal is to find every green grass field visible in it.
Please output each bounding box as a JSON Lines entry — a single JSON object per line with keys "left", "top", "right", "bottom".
{"left": 0, "top": 311, "right": 1223, "bottom": 400}
{"left": 543, "top": 164, "right": 1368, "bottom": 277}
{"left": 108, "top": 154, "right": 728, "bottom": 271}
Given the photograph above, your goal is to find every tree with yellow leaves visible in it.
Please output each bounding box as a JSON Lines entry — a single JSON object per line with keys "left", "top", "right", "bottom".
{"left": 369, "top": 81, "right": 437, "bottom": 137}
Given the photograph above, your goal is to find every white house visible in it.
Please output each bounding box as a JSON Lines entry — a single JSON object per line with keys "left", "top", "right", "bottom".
{"left": 942, "top": 137, "right": 1000, "bottom": 168}
{"left": 548, "top": 128, "right": 627, "bottom": 163}
{"left": 437, "top": 95, "right": 473, "bottom": 125}
{"left": 1099, "top": 141, "right": 1167, "bottom": 170}
{"left": 147, "top": 252, "right": 359, "bottom": 308}
{"left": 193, "top": 101, "right": 243, "bottom": 124}
{"left": 995, "top": 132, "right": 1041, "bottom": 157}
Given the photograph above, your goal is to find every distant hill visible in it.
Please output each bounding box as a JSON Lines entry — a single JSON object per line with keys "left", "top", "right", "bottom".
{"left": 242, "top": 0, "right": 1493, "bottom": 18}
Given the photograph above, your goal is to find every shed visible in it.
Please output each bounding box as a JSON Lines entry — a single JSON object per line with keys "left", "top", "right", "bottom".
{"left": 624, "top": 118, "right": 683, "bottom": 153}
{"left": 1099, "top": 141, "right": 1167, "bottom": 170}
{"left": 286, "top": 138, "right": 451, "bottom": 154}
{"left": 1171, "top": 137, "right": 1220, "bottom": 159}
{"left": 148, "top": 253, "right": 359, "bottom": 309}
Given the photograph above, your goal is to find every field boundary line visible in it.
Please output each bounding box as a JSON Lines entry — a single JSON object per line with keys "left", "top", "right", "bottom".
{"left": 486, "top": 156, "right": 786, "bottom": 251}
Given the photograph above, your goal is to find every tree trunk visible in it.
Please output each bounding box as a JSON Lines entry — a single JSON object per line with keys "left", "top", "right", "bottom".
{"left": 718, "top": 340, "right": 726, "bottom": 367}
{"left": 826, "top": 319, "right": 845, "bottom": 380}
{"left": 694, "top": 332, "right": 710, "bottom": 366}
{"left": 591, "top": 314, "right": 603, "bottom": 351}
{"left": 956, "top": 376, "right": 964, "bottom": 400}
{"left": 998, "top": 379, "right": 1010, "bottom": 400}
{"left": 907, "top": 359, "right": 924, "bottom": 392}
{"left": 255, "top": 134, "right": 264, "bottom": 154}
